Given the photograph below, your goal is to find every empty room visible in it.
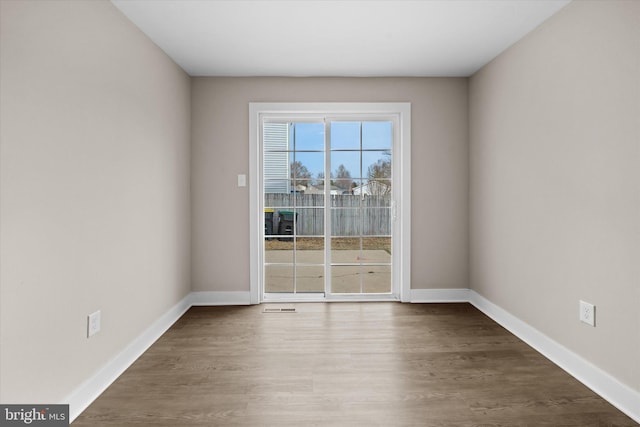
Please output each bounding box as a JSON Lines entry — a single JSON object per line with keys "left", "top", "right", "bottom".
{"left": 1, "top": 0, "right": 638, "bottom": 425}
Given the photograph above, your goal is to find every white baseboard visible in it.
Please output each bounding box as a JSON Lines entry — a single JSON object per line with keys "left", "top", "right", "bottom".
{"left": 189, "top": 291, "right": 251, "bottom": 306}
{"left": 468, "top": 290, "right": 640, "bottom": 424}
{"left": 65, "top": 294, "right": 192, "bottom": 422}
{"left": 410, "top": 288, "right": 470, "bottom": 303}
{"left": 65, "top": 289, "right": 640, "bottom": 424}
{"left": 66, "top": 291, "right": 250, "bottom": 422}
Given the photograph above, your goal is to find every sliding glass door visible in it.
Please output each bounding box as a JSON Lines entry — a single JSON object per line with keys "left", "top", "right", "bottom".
{"left": 262, "top": 118, "right": 394, "bottom": 300}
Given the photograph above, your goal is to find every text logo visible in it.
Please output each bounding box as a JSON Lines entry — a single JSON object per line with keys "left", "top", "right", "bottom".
{"left": 0, "top": 405, "right": 68, "bottom": 426}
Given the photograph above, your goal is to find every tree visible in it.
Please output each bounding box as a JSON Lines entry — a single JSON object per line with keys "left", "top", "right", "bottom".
{"left": 366, "top": 154, "right": 391, "bottom": 195}
{"left": 334, "top": 164, "right": 352, "bottom": 191}
{"left": 290, "top": 161, "right": 311, "bottom": 187}
{"left": 316, "top": 171, "right": 335, "bottom": 187}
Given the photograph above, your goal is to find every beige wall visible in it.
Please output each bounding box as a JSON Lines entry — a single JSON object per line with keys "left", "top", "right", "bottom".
{"left": 469, "top": 0, "right": 640, "bottom": 392}
{"left": 0, "top": 0, "right": 191, "bottom": 402}
{"left": 191, "top": 77, "right": 469, "bottom": 292}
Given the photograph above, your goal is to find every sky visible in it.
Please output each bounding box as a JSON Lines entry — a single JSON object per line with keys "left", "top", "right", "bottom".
{"left": 289, "top": 121, "right": 392, "bottom": 184}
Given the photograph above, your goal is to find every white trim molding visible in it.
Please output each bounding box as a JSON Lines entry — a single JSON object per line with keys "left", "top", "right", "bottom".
{"left": 249, "top": 102, "right": 411, "bottom": 304}
{"left": 410, "top": 288, "right": 470, "bottom": 303}
{"left": 190, "top": 291, "right": 251, "bottom": 306}
{"left": 65, "top": 294, "right": 192, "bottom": 422}
{"left": 469, "top": 290, "right": 640, "bottom": 424}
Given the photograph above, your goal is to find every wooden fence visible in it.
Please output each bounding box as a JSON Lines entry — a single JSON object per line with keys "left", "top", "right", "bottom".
{"left": 265, "top": 194, "right": 391, "bottom": 236}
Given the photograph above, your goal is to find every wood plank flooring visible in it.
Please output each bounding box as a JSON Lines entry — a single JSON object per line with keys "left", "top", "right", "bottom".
{"left": 73, "top": 303, "right": 638, "bottom": 426}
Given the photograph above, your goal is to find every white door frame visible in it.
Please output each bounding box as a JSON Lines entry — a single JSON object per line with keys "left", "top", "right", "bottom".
{"left": 249, "top": 103, "right": 411, "bottom": 303}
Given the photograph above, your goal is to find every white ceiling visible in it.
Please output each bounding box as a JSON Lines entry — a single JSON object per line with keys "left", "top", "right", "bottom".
{"left": 111, "top": 0, "right": 571, "bottom": 77}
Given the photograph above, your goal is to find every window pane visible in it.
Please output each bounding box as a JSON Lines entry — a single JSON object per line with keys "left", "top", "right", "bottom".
{"left": 293, "top": 123, "right": 324, "bottom": 151}
{"left": 331, "top": 237, "right": 360, "bottom": 264}
{"left": 363, "top": 151, "right": 391, "bottom": 182}
{"left": 296, "top": 266, "right": 324, "bottom": 293}
{"left": 362, "top": 266, "right": 391, "bottom": 293}
{"left": 362, "top": 208, "right": 391, "bottom": 236}
{"left": 275, "top": 210, "right": 298, "bottom": 237}
{"left": 264, "top": 151, "right": 290, "bottom": 180}
{"left": 333, "top": 179, "right": 353, "bottom": 194}
{"left": 263, "top": 122, "right": 290, "bottom": 151}
{"left": 302, "top": 179, "right": 326, "bottom": 198}
{"left": 362, "top": 122, "right": 392, "bottom": 150}
{"left": 293, "top": 193, "right": 324, "bottom": 208}
{"left": 295, "top": 237, "right": 324, "bottom": 264}
{"left": 292, "top": 151, "right": 324, "bottom": 181}
{"left": 331, "top": 265, "right": 361, "bottom": 293}
{"left": 264, "top": 182, "right": 293, "bottom": 207}
{"left": 362, "top": 237, "right": 391, "bottom": 257}
{"left": 264, "top": 237, "right": 294, "bottom": 263}
{"left": 331, "top": 151, "right": 360, "bottom": 179}
{"left": 361, "top": 181, "right": 392, "bottom": 202}
{"left": 265, "top": 265, "right": 294, "bottom": 293}
{"left": 350, "top": 179, "right": 367, "bottom": 196}
{"left": 331, "top": 208, "right": 361, "bottom": 236}
{"left": 295, "top": 207, "right": 324, "bottom": 236}
{"left": 330, "top": 122, "right": 360, "bottom": 149}
{"left": 264, "top": 209, "right": 278, "bottom": 240}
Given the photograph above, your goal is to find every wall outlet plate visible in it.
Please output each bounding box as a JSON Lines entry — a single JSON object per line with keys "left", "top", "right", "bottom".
{"left": 579, "top": 300, "right": 595, "bottom": 327}
{"left": 88, "top": 310, "right": 101, "bottom": 337}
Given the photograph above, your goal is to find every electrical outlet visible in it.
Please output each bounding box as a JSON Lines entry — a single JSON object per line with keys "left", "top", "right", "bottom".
{"left": 87, "top": 310, "right": 101, "bottom": 337}
{"left": 579, "top": 300, "right": 595, "bottom": 327}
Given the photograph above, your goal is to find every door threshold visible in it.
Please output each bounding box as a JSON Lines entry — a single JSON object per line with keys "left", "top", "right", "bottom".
{"left": 262, "top": 293, "right": 400, "bottom": 303}
{"left": 263, "top": 306, "right": 297, "bottom": 313}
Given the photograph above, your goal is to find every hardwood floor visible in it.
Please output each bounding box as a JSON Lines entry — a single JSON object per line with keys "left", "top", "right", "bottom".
{"left": 73, "top": 303, "right": 638, "bottom": 426}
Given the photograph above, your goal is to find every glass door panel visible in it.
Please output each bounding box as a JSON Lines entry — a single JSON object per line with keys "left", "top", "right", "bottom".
{"left": 328, "top": 121, "right": 392, "bottom": 296}
{"left": 264, "top": 265, "right": 294, "bottom": 293}
{"left": 263, "top": 122, "right": 325, "bottom": 295}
